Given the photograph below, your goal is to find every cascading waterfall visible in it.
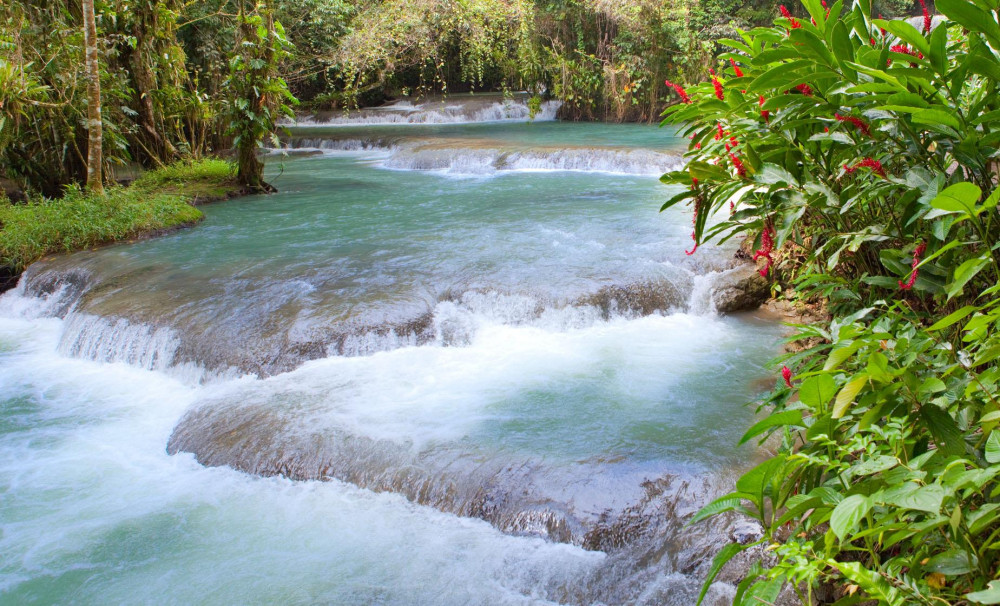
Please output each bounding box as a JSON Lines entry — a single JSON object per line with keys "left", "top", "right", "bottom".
{"left": 0, "top": 111, "right": 781, "bottom": 606}
{"left": 290, "top": 95, "right": 563, "bottom": 126}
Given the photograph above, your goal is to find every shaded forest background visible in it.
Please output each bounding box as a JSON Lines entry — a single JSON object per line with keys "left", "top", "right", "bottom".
{"left": 1, "top": 0, "right": 920, "bottom": 196}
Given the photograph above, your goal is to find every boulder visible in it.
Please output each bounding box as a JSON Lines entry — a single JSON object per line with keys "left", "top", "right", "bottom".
{"left": 711, "top": 264, "right": 770, "bottom": 313}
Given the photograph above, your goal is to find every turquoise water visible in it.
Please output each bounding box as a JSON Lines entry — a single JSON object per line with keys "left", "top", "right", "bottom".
{"left": 0, "top": 115, "right": 779, "bottom": 605}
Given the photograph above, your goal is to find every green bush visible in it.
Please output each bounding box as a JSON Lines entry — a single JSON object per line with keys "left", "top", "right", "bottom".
{"left": 659, "top": 0, "right": 1000, "bottom": 603}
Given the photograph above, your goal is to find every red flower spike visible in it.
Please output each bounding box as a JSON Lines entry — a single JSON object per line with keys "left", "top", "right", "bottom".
{"left": 878, "top": 14, "right": 887, "bottom": 36}
{"left": 834, "top": 113, "right": 871, "bottom": 137}
{"left": 918, "top": 0, "right": 931, "bottom": 33}
{"left": 716, "top": 122, "right": 724, "bottom": 141}
{"left": 781, "top": 366, "right": 793, "bottom": 387}
{"left": 753, "top": 224, "right": 775, "bottom": 276}
{"left": 711, "top": 73, "right": 725, "bottom": 101}
{"left": 664, "top": 80, "right": 692, "bottom": 104}
{"left": 779, "top": 5, "right": 801, "bottom": 29}
{"left": 870, "top": 36, "right": 877, "bottom": 45}
{"left": 729, "top": 58, "right": 744, "bottom": 78}
{"left": 759, "top": 95, "right": 770, "bottom": 123}
{"left": 729, "top": 153, "right": 747, "bottom": 178}
{"left": 794, "top": 83, "right": 813, "bottom": 96}
{"left": 844, "top": 157, "right": 886, "bottom": 178}
{"left": 899, "top": 242, "right": 926, "bottom": 290}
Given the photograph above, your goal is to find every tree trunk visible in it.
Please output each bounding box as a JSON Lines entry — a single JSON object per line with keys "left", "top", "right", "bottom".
{"left": 82, "top": 0, "right": 104, "bottom": 195}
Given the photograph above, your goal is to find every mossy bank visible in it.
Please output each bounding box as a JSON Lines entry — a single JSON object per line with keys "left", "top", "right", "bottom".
{"left": 0, "top": 159, "right": 243, "bottom": 291}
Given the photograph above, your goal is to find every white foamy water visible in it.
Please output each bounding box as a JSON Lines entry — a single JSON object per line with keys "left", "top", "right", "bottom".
{"left": 282, "top": 137, "right": 684, "bottom": 177}
{"left": 0, "top": 313, "right": 604, "bottom": 605}
{"left": 291, "top": 97, "right": 562, "bottom": 127}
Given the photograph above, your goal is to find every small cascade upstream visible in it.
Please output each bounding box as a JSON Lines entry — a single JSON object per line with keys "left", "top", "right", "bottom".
{"left": 0, "top": 113, "right": 782, "bottom": 605}
{"left": 290, "top": 94, "right": 562, "bottom": 126}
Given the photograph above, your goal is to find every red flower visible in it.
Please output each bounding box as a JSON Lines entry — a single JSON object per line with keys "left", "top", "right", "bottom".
{"left": 781, "top": 366, "right": 793, "bottom": 387}
{"left": 918, "top": 0, "right": 931, "bottom": 33}
{"left": 729, "top": 58, "right": 744, "bottom": 78}
{"left": 753, "top": 223, "right": 775, "bottom": 276}
{"left": 730, "top": 153, "right": 747, "bottom": 178}
{"left": 890, "top": 44, "right": 923, "bottom": 59}
{"left": 664, "top": 80, "right": 692, "bottom": 104}
{"left": 870, "top": 36, "right": 877, "bottom": 45}
{"left": 779, "top": 5, "right": 801, "bottom": 29}
{"left": 759, "top": 95, "right": 770, "bottom": 123}
{"left": 710, "top": 69, "right": 725, "bottom": 101}
{"left": 835, "top": 113, "right": 871, "bottom": 137}
{"left": 844, "top": 157, "right": 886, "bottom": 178}
{"left": 878, "top": 14, "right": 887, "bottom": 36}
{"left": 716, "top": 122, "right": 725, "bottom": 140}
{"left": 899, "top": 242, "right": 926, "bottom": 290}
{"left": 794, "top": 83, "right": 813, "bottom": 96}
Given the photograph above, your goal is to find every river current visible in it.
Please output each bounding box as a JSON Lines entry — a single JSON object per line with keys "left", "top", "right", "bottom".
{"left": 0, "top": 96, "right": 781, "bottom": 605}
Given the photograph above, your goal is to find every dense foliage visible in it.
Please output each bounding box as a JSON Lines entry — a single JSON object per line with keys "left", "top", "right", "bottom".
{"left": 660, "top": 0, "right": 1000, "bottom": 603}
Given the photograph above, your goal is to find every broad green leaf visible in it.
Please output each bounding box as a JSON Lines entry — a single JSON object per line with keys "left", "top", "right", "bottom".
{"left": 755, "top": 163, "right": 799, "bottom": 186}
{"left": 830, "top": 494, "right": 871, "bottom": 540}
{"left": 936, "top": 0, "right": 1000, "bottom": 50}
{"left": 947, "top": 255, "right": 990, "bottom": 300}
{"left": 799, "top": 374, "right": 837, "bottom": 408}
{"left": 877, "top": 19, "right": 930, "bottom": 56}
{"left": 927, "top": 305, "right": 977, "bottom": 331}
{"left": 824, "top": 341, "right": 862, "bottom": 370}
{"left": 833, "top": 375, "right": 868, "bottom": 418}
{"left": 882, "top": 483, "right": 945, "bottom": 513}
{"left": 912, "top": 108, "right": 962, "bottom": 131}
{"left": 967, "top": 580, "right": 1000, "bottom": 604}
{"left": 986, "top": 431, "right": 1000, "bottom": 463}
{"left": 921, "top": 405, "right": 966, "bottom": 456}
{"left": 690, "top": 495, "right": 746, "bottom": 525}
{"left": 740, "top": 410, "right": 805, "bottom": 445}
{"left": 926, "top": 549, "right": 977, "bottom": 575}
{"left": 931, "top": 182, "right": 982, "bottom": 216}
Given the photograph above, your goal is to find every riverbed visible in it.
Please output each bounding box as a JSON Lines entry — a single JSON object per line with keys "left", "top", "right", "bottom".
{"left": 0, "top": 96, "right": 781, "bottom": 605}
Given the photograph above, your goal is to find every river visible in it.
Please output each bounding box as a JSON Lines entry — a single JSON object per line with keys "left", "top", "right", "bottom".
{"left": 0, "top": 95, "right": 781, "bottom": 605}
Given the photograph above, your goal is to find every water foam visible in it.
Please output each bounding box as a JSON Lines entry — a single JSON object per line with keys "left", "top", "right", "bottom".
{"left": 291, "top": 98, "right": 562, "bottom": 127}
{"left": 282, "top": 137, "right": 684, "bottom": 177}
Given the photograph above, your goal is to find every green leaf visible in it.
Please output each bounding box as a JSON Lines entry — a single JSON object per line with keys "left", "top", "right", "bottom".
{"left": 967, "top": 580, "right": 1000, "bottom": 604}
{"left": 696, "top": 542, "right": 754, "bottom": 606}
{"left": 912, "top": 108, "right": 962, "bottom": 131}
{"left": 830, "top": 494, "right": 871, "bottom": 541}
{"left": 825, "top": 341, "right": 862, "bottom": 371}
{"left": 947, "top": 255, "right": 990, "bottom": 300}
{"left": 927, "top": 305, "right": 978, "bottom": 331}
{"left": 833, "top": 375, "right": 868, "bottom": 419}
{"left": 755, "top": 163, "right": 799, "bottom": 186}
{"left": 882, "top": 483, "right": 945, "bottom": 513}
{"left": 799, "top": 374, "right": 838, "bottom": 409}
{"left": 690, "top": 495, "right": 747, "bottom": 525}
{"left": 926, "top": 549, "right": 977, "bottom": 575}
{"left": 877, "top": 19, "right": 930, "bottom": 56}
{"left": 740, "top": 410, "right": 805, "bottom": 445}
{"left": 931, "top": 182, "right": 982, "bottom": 216}
{"left": 986, "top": 431, "right": 1000, "bottom": 463}
{"left": 921, "top": 405, "right": 966, "bottom": 456}
{"left": 830, "top": 561, "right": 904, "bottom": 605}
{"left": 936, "top": 0, "right": 1000, "bottom": 50}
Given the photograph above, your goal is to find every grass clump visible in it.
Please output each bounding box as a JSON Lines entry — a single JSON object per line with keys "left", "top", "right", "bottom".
{"left": 0, "top": 159, "right": 237, "bottom": 273}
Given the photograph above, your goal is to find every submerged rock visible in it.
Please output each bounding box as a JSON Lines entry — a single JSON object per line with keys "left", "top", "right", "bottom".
{"left": 710, "top": 264, "right": 770, "bottom": 313}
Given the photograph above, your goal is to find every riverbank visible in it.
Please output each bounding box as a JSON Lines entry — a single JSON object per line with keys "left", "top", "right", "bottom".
{"left": 0, "top": 159, "right": 243, "bottom": 292}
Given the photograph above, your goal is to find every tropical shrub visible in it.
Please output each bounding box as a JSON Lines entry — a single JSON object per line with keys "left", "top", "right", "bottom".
{"left": 659, "top": 0, "right": 1000, "bottom": 603}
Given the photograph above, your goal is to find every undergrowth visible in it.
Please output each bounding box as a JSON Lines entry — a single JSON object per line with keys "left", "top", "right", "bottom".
{"left": 0, "top": 159, "right": 235, "bottom": 273}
